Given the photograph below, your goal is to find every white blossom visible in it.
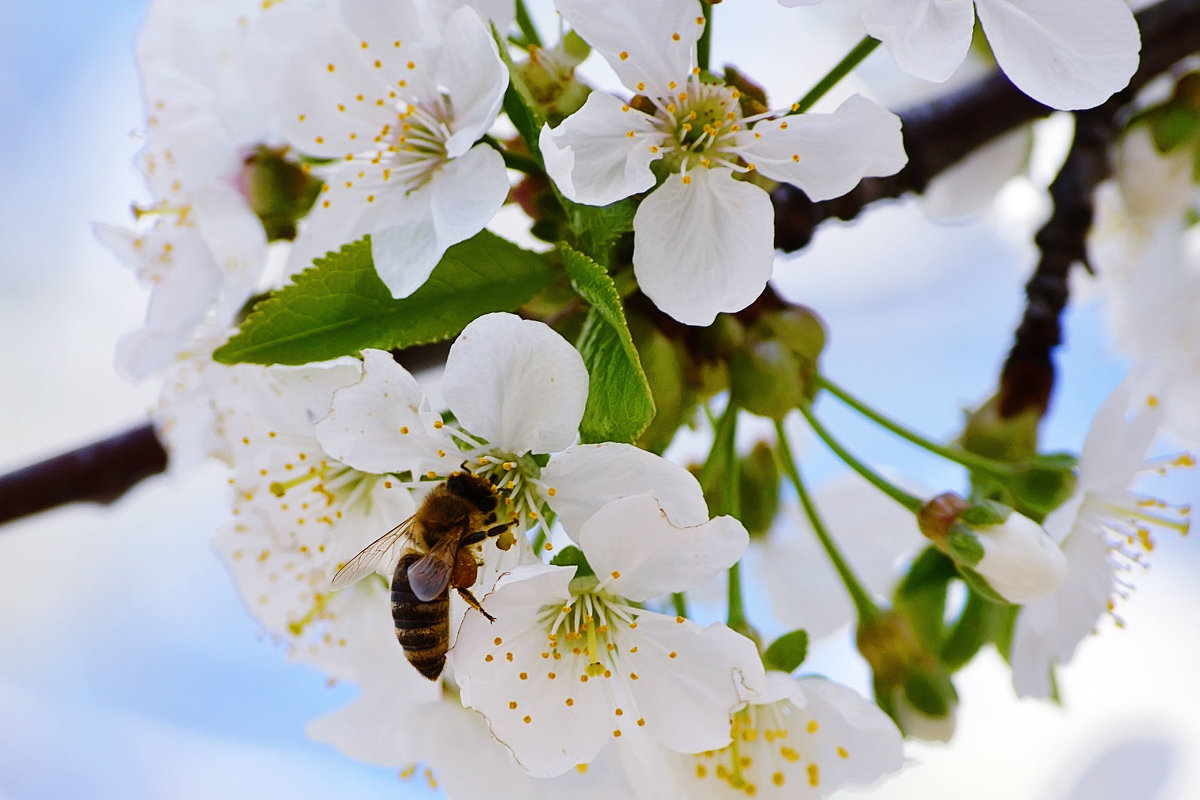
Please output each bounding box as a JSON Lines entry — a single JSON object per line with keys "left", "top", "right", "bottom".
{"left": 850, "top": 0, "right": 1141, "bottom": 110}
{"left": 451, "top": 493, "right": 762, "bottom": 777}
{"left": 966, "top": 508, "right": 1068, "bottom": 604}
{"left": 1090, "top": 129, "right": 1200, "bottom": 446}
{"left": 315, "top": 313, "right": 707, "bottom": 547}
{"left": 1011, "top": 382, "right": 1192, "bottom": 698}
{"left": 541, "top": 0, "right": 905, "bottom": 325}
{"left": 254, "top": 0, "right": 510, "bottom": 298}
{"left": 206, "top": 357, "right": 419, "bottom": 677}
{"left": 667, "top": 673, "right": 904, "bottom": 798}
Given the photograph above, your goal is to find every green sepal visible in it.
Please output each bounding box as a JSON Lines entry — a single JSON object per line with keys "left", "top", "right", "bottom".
{"left": 551, "top": 545, "right": 596, "bottom": 579}
{"left": 763, "top": 629, "right": 809, "bottom": 673}
{"left": 559, "top": 244, "right": 655, "bottom": 443}
{"left": 493, "top": 24, "right": 544, "bottom": 160}
{"left": 902, "top": 666, "right": 956, "bottom": 719}
{"left": 939, "top": 588, "right": 1002, "bottom": 672}
{"left": 956, "top": 565, "right": 1011, "bottom": 605}
{"left": 958, "top": 500, "right": 1011, "bottom": 527}
{"left": 946, "top": 524, "right": 985, "bottom": 567}
{"left": 893, "top": 546, "right": 956, "bottom": 651}
{"left": 213, "top": 232, "right": 554, "bottom": 366}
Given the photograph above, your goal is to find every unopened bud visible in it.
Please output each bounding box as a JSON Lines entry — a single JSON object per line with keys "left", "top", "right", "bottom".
{"left": 919, "top": 495, "right": 1066, "bottom": 604}
{"left": 239, "top": 145, "right": 323, "bottom": 242}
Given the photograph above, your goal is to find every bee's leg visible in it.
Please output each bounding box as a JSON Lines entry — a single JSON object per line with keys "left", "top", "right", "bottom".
{"left": 461, "top": 523, "right": 513, "bottom": 548}
{"left": 457, "top": 587, "right": 496, "bottom": 623}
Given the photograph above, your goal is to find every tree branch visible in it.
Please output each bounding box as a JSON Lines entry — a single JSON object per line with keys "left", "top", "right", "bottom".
{"left": 997, "top": 112, "right": 1117, "bottom": 418}
{"left": 0, "top": 423, "right": 168, "bottom": 526}
{"left": 772, "top": 0, "right": 1200, "bottom": 252}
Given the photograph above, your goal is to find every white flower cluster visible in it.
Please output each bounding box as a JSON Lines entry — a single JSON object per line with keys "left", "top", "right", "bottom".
{"left": 93, "top": 0, "right": 1193, "bottom": 795}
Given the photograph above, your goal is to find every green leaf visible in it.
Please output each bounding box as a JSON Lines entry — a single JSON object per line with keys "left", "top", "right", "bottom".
{"left": 214, "top": 232, "right": 555, "bottom": 366}
{"left": 763, "top": 629, "right": 809, "bottom": 673}
{"left": 550, "top": 545, "right": 595, "bottom": 578}
{"left": 569, "top": 199, "right": 636, "bottom": 265}
{"left": 492, "top": 24, "right": 545, "bottom": 158}
{"left": 559, "top": 244, "right": 655, "bottom": 443}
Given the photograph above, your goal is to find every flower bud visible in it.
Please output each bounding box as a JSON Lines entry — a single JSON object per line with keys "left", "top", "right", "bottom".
{"left": 238, "top": 145, "right": 323, "bottom": 242}
{"left": 920, "top": 494, "right": 1067, "bottom": 604}
{"left": 857, "top": 611, "right": 958, "bottom": 741}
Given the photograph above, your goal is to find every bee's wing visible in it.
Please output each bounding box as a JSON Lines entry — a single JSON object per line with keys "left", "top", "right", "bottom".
{"left": 329, "top": 516, "right": 417, "bottom": 591}
{"left": 406, "top": 530, "right": 464, "bottom": 602}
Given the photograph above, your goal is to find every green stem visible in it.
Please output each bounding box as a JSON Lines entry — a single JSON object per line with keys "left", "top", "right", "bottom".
{"left": 798, "top": 403, "right": 924, "bottom": 513}
{"left": 792, "top": 36, "right": 880, "bottom": 114}
{"left": 817, "top": 375, "right": 1017, "bottom": 478}
{"left": 697, "top": 2, "right": 714, "bottom": 73}
{"left": 672, "top": 592, "right": 689, "bottom": 618}
{"left": 775, "top": 422, "right": 880, "bottom": 622}
{"left": 514, "top": 0, "right": 542, "bottom": 47}
{"left": 701, "top": 403, "right": 747, "bottom": 631}
{"left": 499, "top": 149, "right": 543, "bottom": 175}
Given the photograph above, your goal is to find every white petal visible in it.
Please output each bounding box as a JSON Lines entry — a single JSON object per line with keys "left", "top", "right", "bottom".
{"left": 443, "top": 313, "right": 589, "bottom": 454}
{"left": 434, "top": 7, "right": 509, "bottom": 157}
{"left": 796, "top": 677, "right": 906, "bottom": 787}
{"left": 974, "top": 513, "right": 1068, "bottom": 604}
{"left": 579, "top": 494, "right": 748, "bottom": 601}
{"left": 622, "top": 615, "right": 765, "bottom": 753}
{"left": 975, "top": 0, "right": 1140, "bottom": 110}
{"left": 284, "top": 170, "right": 394, "bottom": 280}
{"left": 190, "top": 182, "right": 269, "bottom": 300}
{"left": 314, "top": 349, "right": 458, "bottom": 475}
{"left": 857, "top": 0, "right": 975, "bottom": 83}
{"left": 1011, "top": 522, "right": 1114, "bottom": 698}
{"left": 540, "top": 92, "right": 664, "bottom": 206}
{"left": 633, "top": 170, "right": 775, "bottom": 326}
{"left": 921, "top": 125, "right": 1031, "bottom": 218}
{"left": 251, "top": 4, "right": 396, "bottom": 157}
{"left": 1075, "top": 378, "right": 1162, "bottom": 494}
{"left": 371, "top": 143, "right": 509, "bottom": 298}
{"left": 453, "top": 564, "right": 615, "bottom": 777}
{"left": 736, "top": 95, "right": 906, "bottom": 201}
{"left": 429, "top": 144, "right": 511, "bottom": 267}
{"left": 554, "top": 0, "right": 704, "bottom": 94}
{"left": 542, "top": 442, "right": 709, "bottom": 538}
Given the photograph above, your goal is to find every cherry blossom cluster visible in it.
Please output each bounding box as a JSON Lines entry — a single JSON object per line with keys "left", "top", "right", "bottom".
{"left": 94, "top": 0, "right": 1198, "bottom": 796}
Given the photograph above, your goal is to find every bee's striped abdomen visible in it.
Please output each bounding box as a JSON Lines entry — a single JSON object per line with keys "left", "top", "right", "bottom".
{"left": 391, "top": 552, "right": 449, "bottom": 680}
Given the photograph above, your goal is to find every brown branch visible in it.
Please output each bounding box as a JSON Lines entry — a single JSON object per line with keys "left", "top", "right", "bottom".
{"left": 0, "top": 423, "right": 168, "bottom": 526}
{"left": 0, "top": 344, "right": 453, "bottom": 528}
{"left": 772, "top": 0, "right": 1200, "bottom": 252}
{"left": 997, "top": 112, "right": 1117, "bottom": 418}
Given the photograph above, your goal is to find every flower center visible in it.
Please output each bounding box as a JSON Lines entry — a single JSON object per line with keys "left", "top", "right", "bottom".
{"left": 541, "top": 591, "right": 637, "bottom": 680}
{"left": 694, "top": 701, "right": 844, "bottom": 794}
{"left": 653, "top": 77, "right": 744, "bottom": 174}
{"left": 382, "top": 100, "right": 452, "bottom": 191}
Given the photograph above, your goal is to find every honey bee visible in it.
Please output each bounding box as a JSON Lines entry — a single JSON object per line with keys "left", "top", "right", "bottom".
{"left": 331, "top": 471, "right": 515, "bottom": 680}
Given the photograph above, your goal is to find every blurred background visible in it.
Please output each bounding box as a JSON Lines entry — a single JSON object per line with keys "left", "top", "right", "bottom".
{"left": 0, "top": 1, "right": 1197, "bottom": 798}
